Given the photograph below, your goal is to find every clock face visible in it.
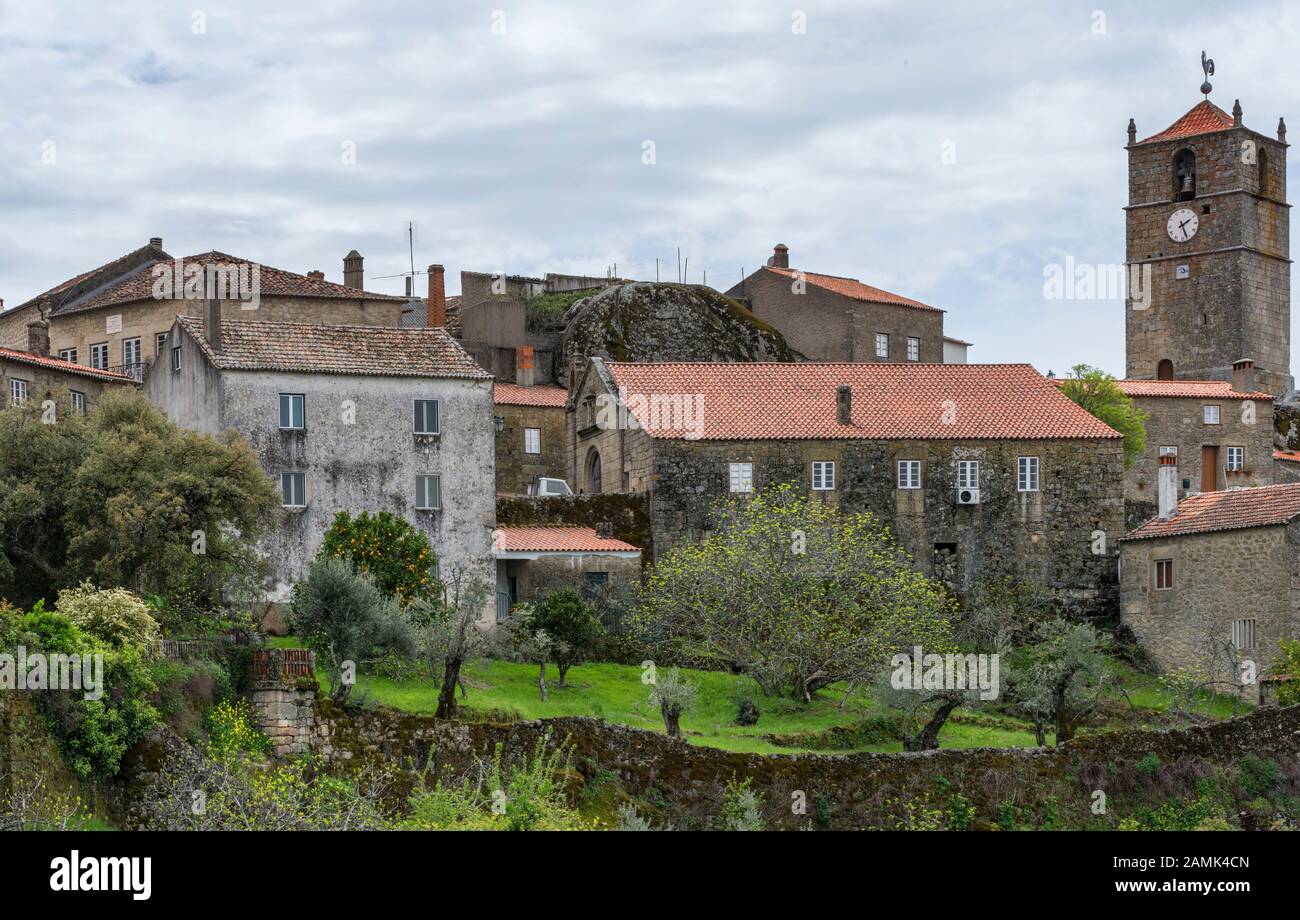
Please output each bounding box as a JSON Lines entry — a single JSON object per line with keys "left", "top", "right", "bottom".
{"left": 1167, "top": 207, "right": 1199, "bottom": 242}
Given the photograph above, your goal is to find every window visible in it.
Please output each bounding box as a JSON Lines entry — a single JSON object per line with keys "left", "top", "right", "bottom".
{"left": 586, "top": 449, "right": 603, "bottom": 494}
{"left": 413, "top": 399, "right": 439, "bottom": 435}
{"left": 811, "top": 461, "right": 835, "bottom": 491}
{"left": 70, "top": 391, "right": 86, "bottom": 415}
{"left": 10, "top": 379, "right": 28, "bottom": 406}
{"left": 729, "top": 462, "right": 753, "bottom": 493}
{"left": 1159, "top": 445, "right": 1178, "bottom": 458}
{"left": 280, "top": 472, "right": 306, "bottom": 508}
{"left": 1157, "top": 359, "right": 1174, "bottom": 380}
{"left": 1232, "top": 618, "right": 1256, "bottom": 651}
{"left": 415, "top": 474, "right": 441, "bottom": 510}
{"left": 1226, "top": 446, "right": 1244, "bottom": 471}
{"left": 957, "top": 460, "right": 980, "bottom": 490}
{"left": 123, "top": 336, "right": 141, "bottom": 367}
{"left": 58, "top": 347, "right": 77, "bottom": 364}
{"left": 279, "top": 393, "right": 305, "bottom": 430}
{"left": 524, "top": 427, "right": 541, "bottom": 454}
{"left": 874, "top": 333, "right": 889, "bottom": 359}
{"left": 582, "top": 571, "right": 609, "bottom": 601}
{"left": 171, "top": 345, "right": 182, "bottom": 371}
{"left": 156, "top": 332, "right": 168, "bottom": 356}
{"left": 1017, "top": 456, "right": 1040, "bottom": 492}
{"left": 906, "top": 336, "right": 920, "bottom": 361}
{"left": 1203, "top": 405, "right": 1220, "bottom": 424}
{"left": 898, "top": 459, "right": 922, "bottom": 489}
{"left": 1153, "top": 559, "right": 1173, "bottom": 591}
{"left": 1173, "top": 148, "right": 1196, "bottom": 200}
{"left": 90, "top": 342, "right": 109, "bottom": 370}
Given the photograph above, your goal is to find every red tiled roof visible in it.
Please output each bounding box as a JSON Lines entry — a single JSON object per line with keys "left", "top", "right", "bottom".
{"left": 1123, "top": 483, "right": 1300, "bottom": 540}
{"left": 1138, "top": 100, "right": 1235, "bottom": 145}
{"left": 602, "top": 362, "right": 1120, "bottom": 441}
{"left": 494, "top": 383, "right": 568, "bottom": 407}
{"left": 1274, "top": 450, "right": 1300, "bottom": 463}
{"left": 762, "top": 266, "right": 940, "bottom": 313}
{"left": 0, "top": 347, "right": 136, "bottom": 383}
{"left": 1113, "top": 379, "right": 1273, "bottom": 400}
{"left": 496, "top": 526, "right": 640, "bottom": 553}
{"left": 175, "top": 315, "right": 491, "bottom": 379}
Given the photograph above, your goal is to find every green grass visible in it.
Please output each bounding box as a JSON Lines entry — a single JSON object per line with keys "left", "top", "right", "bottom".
{"left": 272, "top": 635, "right": 1249, "bottom": 754}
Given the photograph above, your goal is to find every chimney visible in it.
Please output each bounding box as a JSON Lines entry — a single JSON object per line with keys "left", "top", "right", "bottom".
{"left": 1232, "top": 358, "right": 1256, "bottom": 393}
{"left": 427, "top": 264, "right": 446, "bottom": 327}
{"left": 515, "top": 345, "right": 535, "bottom": 387}
{"left": 1157, "top": 454, "right": 1179, "bottom": 521}
{"left": 206, "top": 297, "right": 222, "bottom": 353}
{"left": 1232, "top": 99, "right": 1243, "bottom": 127}
{"left": 836, "top": 384, "right": 852, "bottom": 425}
{"left": 767, "top": 243, "right": 790, "bottom": 269}
{"left": 343, "top": 250, "right": 364, "bottom": 289}
{"left": 306, "top": 270, "right": 325, "bottom": 281}
{"left": 595, "top": 521, "right": 613, "bottom": 540}
{"left": 149, "top": 236, "right": 163, "bottom": 249}
{"left": 26, "top": 314, "right": 50, "bottom": 357}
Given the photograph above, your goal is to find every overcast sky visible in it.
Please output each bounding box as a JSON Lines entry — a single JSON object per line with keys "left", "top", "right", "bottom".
{"left": 1, "top": 0, "right": 1296, "bottom": 376}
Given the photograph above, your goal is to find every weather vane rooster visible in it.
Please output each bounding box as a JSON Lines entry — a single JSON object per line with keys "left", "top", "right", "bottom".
{"left": 1201, "top": 50, "right": 1215, "bottom": 97}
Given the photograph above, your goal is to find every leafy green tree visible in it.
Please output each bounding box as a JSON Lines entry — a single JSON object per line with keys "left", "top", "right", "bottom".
{"left": 648, "top": 667, "right": 697, "bottom": 738}
{"left": 0, "top": 389, "right": 279, "bottom": 611}
{"left": 288, "top": 558, "right": 416, "bottom": 703}
{"left": 318, "top": 511, "right": 438, "bottom": 607}
{"left": 524, "top": 588, "right": 602, "bottom": 687}
{"left": 416, "top": 568, "right": 492, "bottom": 719}
{"left": 635, "top": 483, "right": 955, "bottom": 700}
{"left": 1058, "top": 364, "right": 1149, "bottom": 467}
{"left": 1008, "top": 618, "right": 1110, "bottom": 745}
{"left": 1269, "top": 638, "right": 1300, "bottom": 707}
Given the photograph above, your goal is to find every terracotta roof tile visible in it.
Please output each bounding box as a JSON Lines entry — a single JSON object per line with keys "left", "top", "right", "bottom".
{"left": 1138, "top": 100, "right": 1235, "bottom": 145}
{"left": 1114, "top": 379, "right": 1273, "bottom": 400}
{"left": 0, "top": 347, "right": 136, "bottom": 383}
{"left": 494, "top": 383, "right": 568, "bottom": 407}
{"left": 496, "top": 526, "right": 640, "bottom": 553}
{"left": 1274, "top": 450, "right": 1300, "bottom": 463}
{"left": 176, "top": 315, "right": 490, "bottom": 379}
{"left": 602, "top": 362, "right": 1120, "bottom": 441}
{"left": 1124, "top": 482, "right": 1300, "bottom": 540}
{"left": 762, "top": 266, "right": 940, "bottom": 313}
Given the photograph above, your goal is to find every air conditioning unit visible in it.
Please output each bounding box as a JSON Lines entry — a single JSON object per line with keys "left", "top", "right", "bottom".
{"left": 955, "top": 487, "right": 981, "bottom": 505}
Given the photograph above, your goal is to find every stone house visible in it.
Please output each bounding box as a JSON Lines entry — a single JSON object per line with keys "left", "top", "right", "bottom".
{"left": 144, "top": 306, "right": 497, "bottom": 616}
{"left": 1121, "top": 473, "right": 1300, "bottom": 701}
{"left": 493, "top": 525, "right": 641, "bottom": 623}
{"left": 493, "top": 383, "right": 569, "bottom": 495}
{"left": 1274, "top": 449, "right": 1300, "bottom": 483}
{"left": 1, "top": 339, "right": 135, "bottom": 413}
{"left": 1110, "top": 366, "right": 1276, "bottom": 528}
{"left": 0, "top": 238, "right": 405, "bottom": 382}
{"left": 567, "top": 358, "right": 1125, "bottom": 614}
{"left": 726, "top": 244, "right": 963, "bottom": 363}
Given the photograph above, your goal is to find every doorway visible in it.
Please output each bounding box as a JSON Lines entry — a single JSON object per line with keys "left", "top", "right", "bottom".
{"left": 1201, "top": 445, "right": 1219, "bottom": 492}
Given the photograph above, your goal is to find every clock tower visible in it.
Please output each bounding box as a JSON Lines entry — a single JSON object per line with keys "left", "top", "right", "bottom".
{"left": 1124, "top": 83, "right": 1292, "bottom": 398}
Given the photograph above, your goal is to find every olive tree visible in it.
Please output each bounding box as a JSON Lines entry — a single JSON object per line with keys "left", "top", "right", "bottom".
{"left": 417, "top": 568, "right": 492, "bottom": 719}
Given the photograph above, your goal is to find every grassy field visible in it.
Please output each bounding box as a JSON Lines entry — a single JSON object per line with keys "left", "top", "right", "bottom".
{"left": 269, "top": 636, "right": 1249, "bottom": 754}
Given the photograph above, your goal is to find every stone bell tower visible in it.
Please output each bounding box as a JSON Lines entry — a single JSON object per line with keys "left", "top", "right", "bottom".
{"left": 1124, "top": 58, "right": 1292, "bottom": 398}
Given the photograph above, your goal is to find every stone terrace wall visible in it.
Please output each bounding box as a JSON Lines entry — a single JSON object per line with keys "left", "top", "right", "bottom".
{"left": 315, "top": 701, "right": 1300, "bottom": 830}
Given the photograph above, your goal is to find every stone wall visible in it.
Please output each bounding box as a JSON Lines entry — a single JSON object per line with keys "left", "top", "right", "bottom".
{"left": 1120, "top": 521, "right": 1300, "bottom": 699}
{"left": 248, "top": 686, "right": 317, "bottom": 757}
{"left": 726, "top": 267, "right": 944, "bottom": 363}
{"left": 648, "top": 437, "right": 1124, "bottom": 616}
{"left": 495, "top": 402, "right": 567, "bottom": 494}
{"left": 313, "top": 700, "right": 1300, "bottom": 830}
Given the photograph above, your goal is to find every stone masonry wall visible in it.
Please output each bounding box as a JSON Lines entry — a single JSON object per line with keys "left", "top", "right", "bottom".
{"left": 495, "top": 403, "right": 567, "bottom": 495}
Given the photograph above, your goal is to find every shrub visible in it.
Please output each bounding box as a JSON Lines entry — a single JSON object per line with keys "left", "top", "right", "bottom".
{"left": 1136, "top": 752, "right": 1162, "bottom": 779}
{"left": 720, "top": 776, "right": 763, "bottom": 831}
{"left": 205, "top": 699, "right": 273, "bottom": 758}
{"left": 1239, "top": 755, "right": 1280, "bottom": 798}
{"left": 55, "top": 582, "right": 159, "bottom": 651}
{"left": 319, "top": 511, "right": 438, "bottom": 607}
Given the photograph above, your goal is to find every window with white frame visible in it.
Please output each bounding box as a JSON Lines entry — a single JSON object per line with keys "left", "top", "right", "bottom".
{"left": 1017, "top": 456, "right": 1040, "bottom": 492}
{"left": 123, "top": 336, "right": 141, "bottom": 368}
{"left": 1203, "top": 404, "right": 1220, "bottom": 424}
{"left": 728, "top": 462, "right": 753, "bottom": 493}
{"left": 1159, "top": 445, "right": 1178, "bottom": 458}
{"left": 280, "top": 472, "right": 306, "bottom": 508}
{"left": 156, "top": 332, "right": 168, "bottom": 356}
{"left": 58, "top": 347, "right": 77, "bottom": 364}
{"left": 10, "top": 379, "right": 28, "bottom": 406}
{"left": 1153, "top": 558, "right": 1173, "bottom": 591}
{"left": 811, "top": 461, "right": 836, "bottom": 491}
{"left": 957, "top": 459, "right": 980, "bottom": 489}
{"left": 1231, "top": 618, "right": 1256, "bottom": 650}
{"left": 874, "top": 333, "right": 889, "bottom": 359}
{"left": 90, "top": 342, "right": 109, "bottom": 370}
{"left": 279, "top": 393, "right": 305, "bottom": 430}
{"left": 898, "top": 459, "right": 921, "bottom": 489}
{"left": 524, "top": 427, "right": 541, "bottom": 454}
{"left": 70, "top": 391, "right": 86, "bottom": 415}
{"left": 1226, "top": 446, "right": 1244, "bottom": 471}
{"left": 171, "top": 345, "right": 181, "bottom": 371}
{"left": 906, "top": 336, "right": 920, "bottom": 361}
{"left": 415, "top": 474, "right": 441, "bottom": 510}
{"left": 414, "top": 399, "right": 439, "bottom": 435}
